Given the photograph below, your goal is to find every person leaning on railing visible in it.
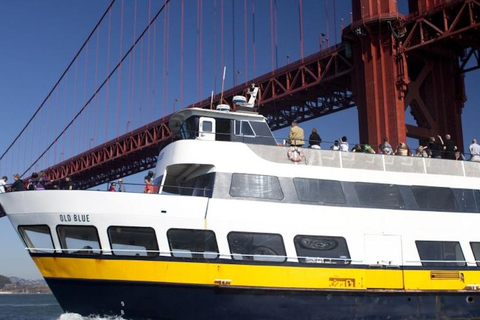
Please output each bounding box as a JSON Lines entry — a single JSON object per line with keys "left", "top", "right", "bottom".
{"left": 469, "top": 138, "right": 480, "bottom": 162}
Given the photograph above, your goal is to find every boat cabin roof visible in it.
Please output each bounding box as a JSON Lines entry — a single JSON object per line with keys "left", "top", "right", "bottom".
{"left": 169, "top": 107, "right": 277, "bottom": 146}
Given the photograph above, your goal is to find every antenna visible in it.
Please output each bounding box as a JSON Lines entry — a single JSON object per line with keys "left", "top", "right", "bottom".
{"left": 220, "top": 66, "right": 226, "bottom": 104}
{"left": 210, "top": 91, "right": 214, "bottom": 109}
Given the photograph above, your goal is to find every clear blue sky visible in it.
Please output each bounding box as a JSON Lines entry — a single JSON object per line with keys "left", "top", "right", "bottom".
{"left": 0, "top": 0, "right": 479, "bottom": 279}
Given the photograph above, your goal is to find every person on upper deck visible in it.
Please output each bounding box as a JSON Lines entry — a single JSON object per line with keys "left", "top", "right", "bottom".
{"left": 308, "top": 128, "right": 322, "bottom": 149}
{"left": 339, "top": 136, "right": 349, "bottom": 152}
{"left": 11, "top": 174, "right": 25, "bottom": 192}
{"left": 288, "top": 121, "right": 304, "bottom": 147}
{"left": 427, "top": 136, "right": 443, "bottom": 158}
{"left": 381, "top": 137, "right": 393, "bottom": 155}
{"left": 108, "top": 182, "right": 116, "bottom": 192}
{"left": 395, "top": 142, "right": 409, "bottom": 156}
{"left": 59, "top": 176, "right": 74, "bottom": 190}
{"left": 0, "top": 176, "right": 7, "bottom": 193}
{"left": 469, "top": 139, "right": 480, "bottom": 162}
{"left": 144, "top": 171, "right": 154, "bottom": 193}
{"left": 444, "top": 134, "right": 457, "bottom": 160}
{"left": 117, "top": 178, "right": 126, "bottom": 192}
{"left": 330, "top": 140, "right": 340, "bottom": 151}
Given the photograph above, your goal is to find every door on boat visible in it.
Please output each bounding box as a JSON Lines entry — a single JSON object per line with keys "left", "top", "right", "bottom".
{"left": 364, "top": 234, "right": 404, "bottom": 289}
{"left": 199, "top": 117, "right": 215, "bottom": 141}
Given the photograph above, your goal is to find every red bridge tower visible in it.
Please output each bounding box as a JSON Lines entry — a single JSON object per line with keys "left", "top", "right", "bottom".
{"left": 346, "top": 0, "right": 480, "bottom": 151}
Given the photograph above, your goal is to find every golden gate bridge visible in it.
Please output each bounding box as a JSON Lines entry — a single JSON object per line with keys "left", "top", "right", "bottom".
{"left": 1, "top": 0, "right": 479, "bottom": 189}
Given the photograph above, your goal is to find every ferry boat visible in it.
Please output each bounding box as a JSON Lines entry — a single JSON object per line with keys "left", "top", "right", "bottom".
{"left": 2, "top": 86, "right": 480, "bottom": 319}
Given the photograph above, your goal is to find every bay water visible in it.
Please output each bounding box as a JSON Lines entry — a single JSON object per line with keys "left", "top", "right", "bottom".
{"left": 0, "top": 294, "right": 126, "bottom": 320}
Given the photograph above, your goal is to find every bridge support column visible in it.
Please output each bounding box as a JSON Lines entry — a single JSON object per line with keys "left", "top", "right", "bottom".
{"left": 348, "top": 0, "right": 466, "bottom": 151}
{"left": 348, "top": 0, "right": 407, "bottom": 148}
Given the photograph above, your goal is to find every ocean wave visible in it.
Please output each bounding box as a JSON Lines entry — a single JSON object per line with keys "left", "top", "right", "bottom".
{"left": 58, "top": 313, "right": 127, "bottom": 320}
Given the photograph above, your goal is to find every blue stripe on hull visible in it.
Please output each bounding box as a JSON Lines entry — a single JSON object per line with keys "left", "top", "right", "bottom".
{"left": 46, "top": 278, "right": 480, "bottom": 319}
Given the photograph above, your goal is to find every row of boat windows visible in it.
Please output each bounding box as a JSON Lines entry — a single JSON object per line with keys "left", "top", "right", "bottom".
{"left": 18, "top": 224, "right": 480, "bottom": 267}
{"left": 165, "top": 172, "right": 480, "bottom": 213}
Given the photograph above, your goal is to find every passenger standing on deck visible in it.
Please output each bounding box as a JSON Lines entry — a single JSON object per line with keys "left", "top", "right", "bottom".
{"left": 117, "top": 178, "right": 126, "bottom": 192}
{"left": 339, "top": 136, "right": 349, "bottom": 152}
{"left": 330, "top": 140, "right": 340, "bottom": 151}
{"left": 108, "top": 182, "right": 116, "bottom": 192}
{"left": 444, "top": 134, "right": 457, "bottom": 160}
{"left": 428, "top": 136, "right": 444, "bottom": 158}
{"left": 395, "top": 142, "right": 409, "bottom": 156}
{"left": 0, "top": 176, "right": 7, "bottom": 193}
{"left": 288, "top": 121, "right": 304, "bottom": 147}
{"left": 381, "top": 137, "right": 393, "bottom": 155}
{"left": 469, "top": 139, "right": 480, "bottom": 162}
{"left": 308, "top": 128, "right": 322, "bottom": 149}
{"left": 144, "top": 171, "right": 154, "bottom": 193}
{"left": 59, "top": 176, "right": 74, "bottom": 190}
{"left": 11, "top": 174, "right": 25, "bottom": 192}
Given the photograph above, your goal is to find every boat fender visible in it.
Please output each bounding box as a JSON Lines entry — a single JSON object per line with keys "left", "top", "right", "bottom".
{"left": 288, "top": 146, "right": 304, "bottom": 162}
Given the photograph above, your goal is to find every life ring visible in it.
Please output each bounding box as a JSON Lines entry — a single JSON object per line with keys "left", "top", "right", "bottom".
{"left": 288, "top": 147, "right": 304, "bottom": 162}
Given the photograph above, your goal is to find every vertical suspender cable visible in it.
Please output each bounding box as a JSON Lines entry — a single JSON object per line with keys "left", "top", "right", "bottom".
{"left": 116, "top": 0, "right": 125, "bottom": 137}
{"left": 145, "top": 0, "right": 152, "bottom": 123}
{"left": 333, "top": 0, "right": 337, "bottom": 45}
{"left": 180, "top": 0, "right": 184, "bottom": 108}
{"left": 270, "top": 0, "right": 274, "bottom": 71}
{"left": 130, "top": 0, "right": 138, "bottom": 128}
{"left": 232, "top": 0, "right": 235, "bottom": 86}
{"left": 298, "top": 0, "right": 304, "bottom": 61}
{"left": 244, "top": 0, "right": 248, "bottom": 82}
{"left": 252, "top": 0, "right": 256, "bottom": 77}
{"left": 104, "top": 9, "right": 113, "bottom": 143}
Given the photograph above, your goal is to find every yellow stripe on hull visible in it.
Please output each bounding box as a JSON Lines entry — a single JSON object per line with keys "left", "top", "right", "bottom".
{"left": 33, "top": 256, "right": 480, "bottom": 291}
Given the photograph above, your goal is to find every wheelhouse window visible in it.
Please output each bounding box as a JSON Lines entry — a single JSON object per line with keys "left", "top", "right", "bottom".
{"left": 230, "top": 173, "right": 284, "bottom": 200}
{"left": 57, "top": 225, "right": 101, "bottom": 255}
{"left": 354, "top": 182, "right": 404, "bottom": 208}
{"left": 228, "top": 232, "right": 286, "bottom": 262}
{"left": 18, "top": 225, "right": 55, "bottom": 254}
{"left": 470, "top": 242, "right": 480, "bottom": 267}
{"left": 416, "top": 241, "right": 466, "bottom": 267}
{"left": 411, "top": 186, "right": 458, "bottom": 211}
{"left": 294, "top": 178, "right": 346, "bottom": 204}
{"left": 108, "top": 226, "right": 159, "bottom": 257}
{"left": 294, "top": 235, "right": 351, "bottom": 264}
{"left": 235, "top": 120, "right": 255, "bottom": 136}
{"left": 167, "top": 229, "right": 219, "bottom": 259}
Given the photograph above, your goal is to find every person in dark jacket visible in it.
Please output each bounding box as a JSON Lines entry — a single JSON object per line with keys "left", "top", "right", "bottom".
{"left": 308, "top": 128, "right": 322, "bottom": 149}
{"left": 11, "top": 174, "right": 25, "bottom": 192}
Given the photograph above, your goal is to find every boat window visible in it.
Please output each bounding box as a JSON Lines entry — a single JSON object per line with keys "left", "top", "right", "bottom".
{"left": 293, "top": 178, "right": 346, "bottom": 204}
{"left": 167, "top": 229, "right": 219, "bottom": 259}
{"left": 294, "top": 235, "right": 351, "bottom": 265}
{"left": 416, "top": 241, "right": 466, "bottom": 267}
{"left": 180, "top": 116, "right": 199, "bottom": 139}
{"left": 354, "top": 182, "right": 404, "bottom": 208}
{"left": 470, "top": 242, "right": 480, "bottom": 267}
{"left": 18, "top": 225, "right": 55, "bottom": 254}
{"left": 411, "top": 186, "right": 458, "bottom": 211}
{"left": 228, "top": 232, "right": 286, "bottom": 262}
{"left": 108, "top": 226, "right": 159, "bottom": 257}
{"left": 235, "top": 120, "right": 255, "bottom": 136}
{"left": 230, "top": 173, "right": 284, "bottom": 200}
{"left": 250, "top": 121, "right": 274, "bottom": 140}
{"left": 216, "top": 118, "right": 232, "bottom": 141}
{"left": 475, "top": 190, "right": 480, "bottom": 213}
{"left": 56, "top": 225, "right": 101, "bottom": 255}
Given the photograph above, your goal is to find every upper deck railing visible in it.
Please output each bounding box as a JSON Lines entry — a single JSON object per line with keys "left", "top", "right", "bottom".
{"left": 248, "top": 145, "right": 480, "bottom": 179}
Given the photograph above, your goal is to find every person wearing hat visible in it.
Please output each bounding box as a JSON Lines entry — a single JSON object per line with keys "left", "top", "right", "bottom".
{"left": 117, "top": 178, "right": 126, "bottom": 192}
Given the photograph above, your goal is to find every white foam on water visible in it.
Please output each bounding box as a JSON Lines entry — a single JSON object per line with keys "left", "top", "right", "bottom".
{"left": 58, "top": 313, "right": 127, "bottom": 320}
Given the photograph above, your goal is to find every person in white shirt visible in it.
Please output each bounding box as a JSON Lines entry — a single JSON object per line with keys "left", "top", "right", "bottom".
{"left": 469, "top": 138, "right": 480, "bottom": 162}
{"left": 339, "top": 136, "right": 349, "bottom": 152}
{"left": 0, "top": 176, "right": 8, "bottom": 193}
